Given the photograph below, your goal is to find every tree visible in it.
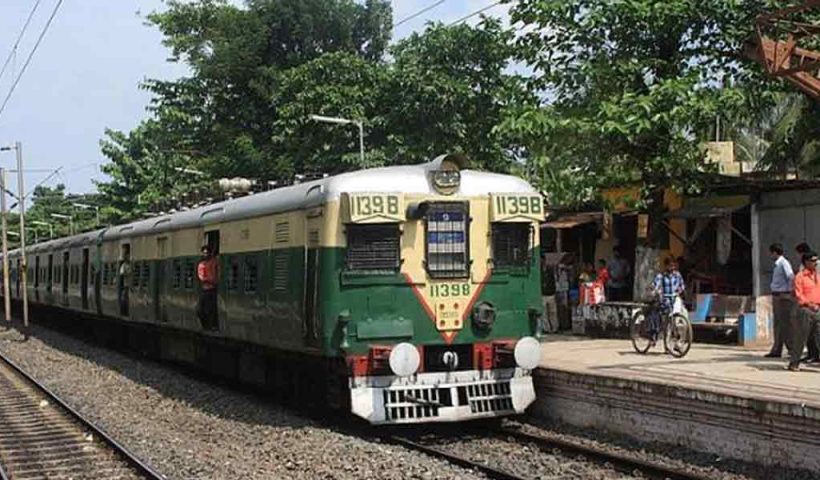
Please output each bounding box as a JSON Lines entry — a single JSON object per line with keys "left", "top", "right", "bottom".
{"left": 98, "top": 6, "right": 527, "bottom": 217}
{"left": 140, "top": 0, "right": 393, "bottom": 181}
{"left": 499, "top": 0, "right": 777, "bottom": 208}
{"left": 381, "top": 18, "right": 532, "bottom": 171}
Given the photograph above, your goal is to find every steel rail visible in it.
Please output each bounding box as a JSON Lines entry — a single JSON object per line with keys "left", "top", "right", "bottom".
{"left": 496, "top": 425, "right": 714, "bottom": 480}
{"left": 387, "top": 435, "right": 528, "bottom": 480}
{"left": 0, "top": 350, "right": 166, "bottom": 480}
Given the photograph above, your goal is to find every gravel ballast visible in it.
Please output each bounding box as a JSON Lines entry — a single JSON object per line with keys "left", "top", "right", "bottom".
{"left": 0, "top": 322, "right": 800, "bottom": 480}
{"left": 0, "top": 325, "right": 484, "bottom": 480}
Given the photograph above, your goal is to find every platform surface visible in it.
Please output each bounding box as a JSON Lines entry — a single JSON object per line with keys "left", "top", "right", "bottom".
{"left": 539, "top": 335, "right": 820, "bottom": 410}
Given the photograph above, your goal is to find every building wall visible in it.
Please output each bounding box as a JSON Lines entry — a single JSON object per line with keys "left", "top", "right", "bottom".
{"left": 755, "top": 188, "right": 820, "bottom": 343}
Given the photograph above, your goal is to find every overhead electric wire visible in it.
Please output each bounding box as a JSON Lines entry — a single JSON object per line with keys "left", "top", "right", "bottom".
{"left": 0, "top": 0, "right": 44, "bottom": 83}
{"left": 0, "top": 0, "right": 65, "bottom": 120}
{"left": 394, "top": 0, "right": 448, "bottom": 27}
{"left": 447, "top": 1, "right": 502, "bottom": 27}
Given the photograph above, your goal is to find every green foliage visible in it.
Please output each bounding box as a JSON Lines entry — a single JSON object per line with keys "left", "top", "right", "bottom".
{"left": 381, "top": 19, "right": 532, "bottom": 171}
{"left": 97, "top": 1, "right": 524, "bottom": 216}
{"left": 499, "top": 0, "right": 778, "bottom": 206}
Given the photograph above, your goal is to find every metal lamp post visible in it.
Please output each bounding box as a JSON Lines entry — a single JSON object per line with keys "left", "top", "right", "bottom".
{"left": 50, "top": 213, "right": 73, "bottom": 235}
{"left": 308, "top": 114, "right": 365, "bottom": 165}
{"left": 72, "top": 202, "right": 100, "bottom": 227}
{"left": 31, "top": 220, "right": 54, "bottom": 239}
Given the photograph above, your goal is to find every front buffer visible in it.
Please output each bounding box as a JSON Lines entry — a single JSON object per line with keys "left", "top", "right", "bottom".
{"left": 349, "top": 337, "right": 541, "bottom": 424}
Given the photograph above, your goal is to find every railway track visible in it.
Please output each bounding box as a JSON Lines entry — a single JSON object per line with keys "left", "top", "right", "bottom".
{"left": 495, "top": 424, "right": 715, "bottom": 480}
{"left": 0, "top": 350, "right": 165, "bottom": 480}
{"left": 384, "top": 422, "right": 715, "bottom": 480}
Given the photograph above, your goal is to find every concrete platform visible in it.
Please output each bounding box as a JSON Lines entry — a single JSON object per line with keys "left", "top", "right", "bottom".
{"left": 530, "top": 336, "right": 820, "bottom": 473}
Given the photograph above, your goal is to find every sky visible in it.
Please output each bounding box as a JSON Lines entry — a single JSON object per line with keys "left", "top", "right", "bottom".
{"left": 0, "top": 0, "right": 513, "bottom": 195}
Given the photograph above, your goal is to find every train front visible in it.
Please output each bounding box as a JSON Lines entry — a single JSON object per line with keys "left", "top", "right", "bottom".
{"left": 330, "top": 154, "right": 544, "bottom": 424}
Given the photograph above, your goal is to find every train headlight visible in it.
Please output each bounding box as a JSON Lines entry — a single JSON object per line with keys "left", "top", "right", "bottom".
{"left": 472, "top": 302, "right": 496, "bottom": 330}
{"left": 389, "top": 342, "right": 420, "bottom": 377}
{"left": 432, "top": 169, "right": 460, "bottom": 192}
{"left": 430, "top": 153, "right": 467, "bottom": 195}
{"left": 513, "top": 336, "right": 541, "bottom": 370}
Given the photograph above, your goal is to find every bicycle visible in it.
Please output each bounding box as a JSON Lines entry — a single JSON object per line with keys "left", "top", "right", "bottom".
{"left": 630, "top": 294, "right": 693, "bottom": 358}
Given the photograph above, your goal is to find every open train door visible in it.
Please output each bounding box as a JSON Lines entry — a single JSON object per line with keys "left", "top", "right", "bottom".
{"left": 154, "top": 236, "right": 169, "bottom": 322}
{"left": 302, "top": 185, "right": 324, "bottom": 348}
{"left": 81, "top": 248, "right": 89, "bottom": 310}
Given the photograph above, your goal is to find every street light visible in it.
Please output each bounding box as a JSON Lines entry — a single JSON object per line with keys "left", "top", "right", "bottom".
{"left": 31, "top": 220, "right": 54, "bottom": 239}
{"left": 50, "top": 213, "right": 73, "bottom": 235}
{"left": 174, "top": 166, "right": 206, "bottom": 177}
{"left": 72, "top": 202, "right": 100, "bottom": 226}
{"left": 308, "top": 114, "right": 365, "bottom": 165}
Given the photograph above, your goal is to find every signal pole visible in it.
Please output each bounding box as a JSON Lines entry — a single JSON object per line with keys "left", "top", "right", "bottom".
{"left": 0, "top": 167, "right": 9, "bottom": 323}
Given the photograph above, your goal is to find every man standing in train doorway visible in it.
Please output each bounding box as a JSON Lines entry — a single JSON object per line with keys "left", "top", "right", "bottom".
{"left": 197, "top": 244, "right": 219, "bottom": 331}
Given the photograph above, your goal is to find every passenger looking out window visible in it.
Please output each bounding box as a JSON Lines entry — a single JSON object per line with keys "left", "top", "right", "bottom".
{"left": 118, "top": 246, "right": 130, "bottom": 316}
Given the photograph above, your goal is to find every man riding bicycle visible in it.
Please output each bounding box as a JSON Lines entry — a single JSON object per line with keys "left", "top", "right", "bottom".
{"left": 647, "top": 257, "right": 686, "bottom": 348}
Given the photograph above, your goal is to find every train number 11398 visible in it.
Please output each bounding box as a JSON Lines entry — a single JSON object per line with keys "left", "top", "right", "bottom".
{"left": 430, "top": 283, "right": 471, "bottom": 298}
{"left": 349, "top": 194, "right": 402, "bottom": 221}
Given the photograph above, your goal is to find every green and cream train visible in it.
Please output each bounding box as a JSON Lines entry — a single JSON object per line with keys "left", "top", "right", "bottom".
{"left": 2, "top": 154, "right": 545, "bottom": 424}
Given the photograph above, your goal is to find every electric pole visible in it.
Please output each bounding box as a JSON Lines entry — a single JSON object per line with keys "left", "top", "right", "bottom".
{"left": 0, "top": 167, "right": 9, "bottom": 323}
{"left": 15, "top": 142, "right": 28, "bottom": 331}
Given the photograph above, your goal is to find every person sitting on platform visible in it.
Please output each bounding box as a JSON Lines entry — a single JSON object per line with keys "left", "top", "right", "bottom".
{"left": 789, "top": 252, "right": 820, "bottom": 371}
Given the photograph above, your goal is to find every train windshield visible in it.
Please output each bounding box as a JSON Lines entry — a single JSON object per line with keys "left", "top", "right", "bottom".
{"left": 425, "top": 202, "right": 469, "bottom": 278}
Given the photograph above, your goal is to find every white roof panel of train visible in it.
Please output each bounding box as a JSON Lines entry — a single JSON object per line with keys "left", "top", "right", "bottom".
{"left": 101, "top": 159, "right": 535, "bottom": 241}
{"left": 9, "top": 159, "right": 537, "bottom": 248}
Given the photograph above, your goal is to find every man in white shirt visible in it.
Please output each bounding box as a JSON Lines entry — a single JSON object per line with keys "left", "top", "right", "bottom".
{"left": 766, "top": 243, "right": 795, "bottom": 358}
{"left": 607, "top": 247, "right": 631, "bottom": 301}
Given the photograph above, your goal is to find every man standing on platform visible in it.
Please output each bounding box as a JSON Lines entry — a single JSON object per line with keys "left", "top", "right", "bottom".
{"left": 789, "top": 252, "right": 820, "bottom": 371}
{"left": 766, "top": 243, "right": 794, "bottom": 359}
{"left": 607, "top": 248, "right": 631, "bottom": 301}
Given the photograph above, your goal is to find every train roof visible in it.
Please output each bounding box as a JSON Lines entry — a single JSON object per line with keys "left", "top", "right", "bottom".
{"left": 7, "top": 157, "right": 536, "bottom": 254}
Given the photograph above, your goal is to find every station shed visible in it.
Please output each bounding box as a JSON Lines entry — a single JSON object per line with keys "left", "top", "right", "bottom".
{"left": 540, "top": 176, "right": 820, "bottom": 347}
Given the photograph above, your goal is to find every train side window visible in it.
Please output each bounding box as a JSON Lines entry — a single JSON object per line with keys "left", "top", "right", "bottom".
{"left": 172, "top": 260, "right": 181, "bottom": 289}
{"left": 142, "top": 262, "right": 150, "bottom": 288}
{"left": 133, "top": 261, "right": 141, "bottom": 289}
{"left": 244, "top": 256, "right": 258, "bottom": 293}
{"left": 227, "top": 257, "right": 240, "bottom": 291}
{"left": 183, "top": 259, "right": 194, "bottom": 290}
{"left": 491, "top": 223, "right": 532, "bottom": 268}
{"left": 345, "top": 224, "right": 400, "bottom": 274}
{"left": 425, "top": 202, "right": 470, "bottom": 279}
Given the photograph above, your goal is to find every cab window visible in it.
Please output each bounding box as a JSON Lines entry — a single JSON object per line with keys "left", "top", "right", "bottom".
{"left": 425, "top": 202, "right": 469, "bottom": 278}
{"left": 492, "top": 223, "right": 531, "bottom": 268}
{"left": 345, "top": 224, "right": 400, "bottom": 274}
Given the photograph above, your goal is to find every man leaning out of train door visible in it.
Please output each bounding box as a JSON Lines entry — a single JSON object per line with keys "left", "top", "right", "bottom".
{"left": 197, "top": 245, "right": 219, "bottom": 331}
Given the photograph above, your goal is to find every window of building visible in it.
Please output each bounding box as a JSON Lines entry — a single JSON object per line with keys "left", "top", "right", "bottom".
{"left": 345, "top": 224, "right": 401, "bottom": 273}
{"left": 425, "top": 202, "right": 469, "bottom": 278}
{"left": 492, "top": 223, "right": 532, "bottom": 268}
